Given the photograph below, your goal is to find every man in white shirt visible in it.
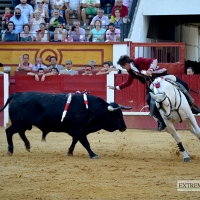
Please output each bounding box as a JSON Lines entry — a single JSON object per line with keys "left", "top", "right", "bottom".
{"left": 32, "top": 57, "right": 48, "bottom": 71}
{"left": 10, "top": 8, "right": 28, "bottom": 33}
{"left": 64, "top": 0, "right": 81, "bottom": 25}
{"left": 90, "top": 8, "right": 110, "bottom": 29}
{"left": 15, "top": 0, "right": 33, "bottom": 21}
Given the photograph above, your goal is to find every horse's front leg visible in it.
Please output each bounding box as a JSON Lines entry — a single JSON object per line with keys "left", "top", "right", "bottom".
{"left": 164, "top": 119, "right": 191, "bottom": 162}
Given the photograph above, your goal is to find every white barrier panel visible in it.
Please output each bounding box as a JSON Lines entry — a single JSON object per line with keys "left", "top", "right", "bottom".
{"left": 4, "top": 73, "right": 9, "bottom": 127}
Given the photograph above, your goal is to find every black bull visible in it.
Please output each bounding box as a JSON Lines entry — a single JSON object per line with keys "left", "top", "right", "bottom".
{"left": 0, "top": 92, "right": 131, "bottom": 158}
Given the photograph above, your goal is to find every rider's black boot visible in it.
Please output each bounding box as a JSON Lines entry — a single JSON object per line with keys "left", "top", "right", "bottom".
{"left": 154, "top": 109, "right": 166, "bottom": 131}
{"left": 191, "top": 104, "right": 200, "bottom": 114}
{"left": 158, "top": 121, "right": 166, "bottom": 131}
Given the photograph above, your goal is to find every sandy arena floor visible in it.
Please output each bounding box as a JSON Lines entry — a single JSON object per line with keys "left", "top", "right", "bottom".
{"left": 0, "top": 127, "right": 200, "bottom": 200}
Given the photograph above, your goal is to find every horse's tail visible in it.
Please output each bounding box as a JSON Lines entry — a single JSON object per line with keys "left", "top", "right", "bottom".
{"left": 0, "top": 93, "right": 16, "bottom": 112}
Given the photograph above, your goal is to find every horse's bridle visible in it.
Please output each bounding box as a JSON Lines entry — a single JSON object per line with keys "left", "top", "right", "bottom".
{"left": 155, "top": 86, "right": 182, "bottom": 122}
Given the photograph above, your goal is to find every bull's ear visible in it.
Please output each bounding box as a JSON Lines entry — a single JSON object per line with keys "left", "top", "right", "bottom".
{"left": 118, "top": 105, "right": 132, "bottom": 110}
{"left": 107, "top": 105, "right": 120, "bottom": 112}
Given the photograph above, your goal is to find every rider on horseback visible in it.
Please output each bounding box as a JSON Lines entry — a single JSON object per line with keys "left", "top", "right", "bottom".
{"left": 107, "top": 55, "right": 200, "bottom": 131}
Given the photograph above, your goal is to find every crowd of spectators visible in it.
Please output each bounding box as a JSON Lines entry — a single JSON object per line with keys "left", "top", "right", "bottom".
{"left": 1, "top": 0, "right": 132, "bottom": 42}
{"left": 15, "top": 53, "right": 127, "bottom": 81}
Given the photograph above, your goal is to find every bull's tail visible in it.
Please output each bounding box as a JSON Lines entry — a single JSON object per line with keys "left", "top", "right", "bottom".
{"left": 0, "top": 93, "right": 16, "bottom": 112}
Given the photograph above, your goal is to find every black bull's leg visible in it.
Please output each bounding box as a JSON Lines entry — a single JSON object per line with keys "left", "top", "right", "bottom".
{"left": 79, "top": 135, "right": 98, "bottom": 159}
{"left": 68, "top": 137, "right": 78, "bottom": 156}
{"left": 18, "top": 131, "right": 31, "bottom": 151}
{"left": 6, "top": 125, "right": 16, "bottom": 155}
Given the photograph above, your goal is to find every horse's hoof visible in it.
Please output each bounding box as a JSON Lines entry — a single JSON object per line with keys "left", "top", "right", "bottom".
{"left": 26, "top": 148, "right": 30, "bottom": 152}
{"left": 184, "top": 157, "right": 191, "bottom": 162}
{"left": 7, "top": 151, "right": 13, "bottom": 156}
{"left": 68, "top": 152, "right": 73, "bottom": 156}
{"left": 91, "top": 155, "right": 99, "bottom": 159}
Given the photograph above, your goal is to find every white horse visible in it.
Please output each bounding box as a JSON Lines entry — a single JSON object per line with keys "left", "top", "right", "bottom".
{"left": 150, "top": 76, "right": 200, "bottom": 162}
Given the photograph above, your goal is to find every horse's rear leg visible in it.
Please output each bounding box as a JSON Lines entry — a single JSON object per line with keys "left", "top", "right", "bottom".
{"left": 165, "top": 121, "right": 191, "bottom": 162}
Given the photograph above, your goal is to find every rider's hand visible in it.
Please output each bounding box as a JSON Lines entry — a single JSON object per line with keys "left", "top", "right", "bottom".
{"left": 107, "top": 86, "right": 115, "bottom": 90}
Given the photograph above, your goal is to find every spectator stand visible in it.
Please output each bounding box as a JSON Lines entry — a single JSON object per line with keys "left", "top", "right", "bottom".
{"left": 0, "top": 0, "right": 13, "bottom": 38}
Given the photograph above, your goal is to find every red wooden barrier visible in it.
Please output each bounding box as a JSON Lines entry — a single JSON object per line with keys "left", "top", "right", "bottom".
{"left": 14, "top": 72, "right": 107, "bottom": 100}
{"left": 182, "top": 75, "right": 200, "bottom": 108}
{"left": 0, "top": 75, "right": 4, "bottom": 126}
{"left": 115, "top": 75, "right": 147, "bottom": 112}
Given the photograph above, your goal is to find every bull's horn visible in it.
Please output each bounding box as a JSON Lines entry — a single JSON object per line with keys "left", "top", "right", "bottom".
{"left": 107, "top": 105, "right": 120, "bottom": 111}
{"left": 118, "top": 104, "right": 132, "bottom": 110}
{"left": 149, "top": 92, "right": 157, "bottom": 100}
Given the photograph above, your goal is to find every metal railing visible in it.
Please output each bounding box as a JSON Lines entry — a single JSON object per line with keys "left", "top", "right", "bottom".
{"left": 120, "top": 0, "right": 139, "bottom": 41}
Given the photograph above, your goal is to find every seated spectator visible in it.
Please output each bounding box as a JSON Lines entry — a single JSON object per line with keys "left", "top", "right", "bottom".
{"left": 106, "top": 23, "right": 120, "bottom": 42}
{"left": 36, "top": 22, "right": 50, "bottom": 41}
{"left": 87, "top": 19, "right": 106, "bottom": 42}
{"left": 53, "top": 22, "right": 67, "bottom": 41}
{"left": 15, "top": 0, "right": 34, "bottom": 22}
{"left": 34, "top": 0, "right": 50, "bottom": 14}
{"left": 32, "top": 57, "right": 48, "bottom": 70}
{"left": 96, "top": 61, "right": 125, "bottom": 75}
{"left": 2, "top": 21, "right": 19, "bottom": 42}
{"left": 1, "top": 7, "right": 13, "bottom": 31}
{"left": 36, "top": 0, "right": 49, "bottom": 21}
{"left": 90, "top": 8, "right": 110, "bottom": 29}
{"left": 88, "top": 60, "right": 98, "bottom": 70}
{"left": 47, "top": 8, "right": 66, "bottom": 39}
{"left": 30, "top": 10, "right": 45, "bottom": 37}
{"left": 47, "top": 56, "right": 64, "bottom": 71}
{"left": 10, "top": 8, "right": 28, "bottom": 34}
{"left": 68, "top": 21, "right": 85, "bottom": 42}
{"left": 51, "top": 0, "right": 65, "bottom": 17}
{"left": 81, "top": 0, "right": 101, "bottom": 26}
{"left": 111, "top": 0, "right": 128, "bottom": 18}
{"left": 20, "top": 23, "right": 35, "bottom": 41}
{"left": 27, "top": 67, "right": 45, "bottom": 81}
{"left": 64, "top": 0, "right": 81, "bottom": 26}
{"left": 82, "top": 65, "right": 93, "bottom": 76}
{"left": 111, "top": 8, "right": 126, "bottom": 29}
{"left": 16, "top": 54, "right": 33, "bottom": 71}
{"left": 60, "top": 59, "right": 78, "bottom": 75}
{"left": 41, "top": 67, "right": 59, "bottom": 81}
{"left": 187, "top": 67, "right": 194, "bottom": 75}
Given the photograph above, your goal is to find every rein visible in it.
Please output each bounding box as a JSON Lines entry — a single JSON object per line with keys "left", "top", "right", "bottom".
{"left": 156, "top": 82, "right": 183, "bottom": 123}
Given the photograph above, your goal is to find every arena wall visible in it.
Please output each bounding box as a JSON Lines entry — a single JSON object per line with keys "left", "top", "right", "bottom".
{"left": 1, "top": 72, "right": 199, "bottom": 130}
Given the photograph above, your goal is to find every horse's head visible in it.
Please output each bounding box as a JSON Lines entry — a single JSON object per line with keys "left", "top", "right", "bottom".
{"left": 150, "top": 77, "right": 172, "bottom": 117}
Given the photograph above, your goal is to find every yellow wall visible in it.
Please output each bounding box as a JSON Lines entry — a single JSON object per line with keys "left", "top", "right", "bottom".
{"left": 0, "top": 42, "right": 113, "bottom": 76}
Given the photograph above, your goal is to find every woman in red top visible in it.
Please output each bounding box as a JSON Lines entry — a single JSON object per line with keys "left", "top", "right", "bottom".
{"left": 108, "top": 55, "right": 200, "bottom": 131}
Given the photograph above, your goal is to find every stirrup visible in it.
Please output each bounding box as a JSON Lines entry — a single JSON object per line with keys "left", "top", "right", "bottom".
{"left": 191, "top": 104, "right": 200, "bottom": 114}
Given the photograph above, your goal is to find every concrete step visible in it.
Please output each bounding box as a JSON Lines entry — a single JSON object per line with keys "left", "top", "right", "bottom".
{"left": 0, "top": 4, "right": 13, "bottom": 8}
